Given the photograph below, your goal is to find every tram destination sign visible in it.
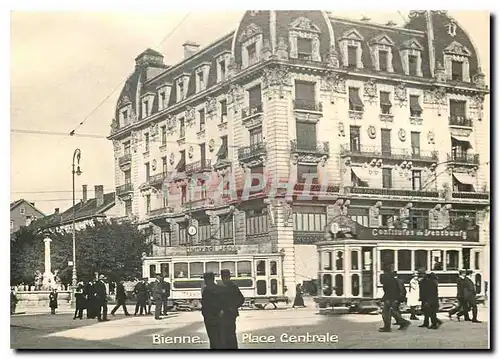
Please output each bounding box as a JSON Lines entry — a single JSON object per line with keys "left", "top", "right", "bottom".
{"left": 186, "top": 245, "right": 240, "bottom": 255}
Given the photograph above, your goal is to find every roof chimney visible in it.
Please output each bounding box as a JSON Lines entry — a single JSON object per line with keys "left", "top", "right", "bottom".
{"left": 95, "top": 185, "right": 104, "bottom": 207}
{"left": 82, "top": 185, "right": 88, "bottom": 204}
{"left": 30, "top": 202, "right": 35, "bottom": 206}
{"left": 54, "top": 208, "right": 59, "bottom": 214}
{"left": 183, "top": 41, "right": 200, "bottom": 59}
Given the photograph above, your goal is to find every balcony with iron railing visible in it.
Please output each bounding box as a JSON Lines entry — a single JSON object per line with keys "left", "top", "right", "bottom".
{"left": 116, "top": 183, "right": 134, "bottom": 196}
{"left": 447, "top": 153, "right": 480, "bottom": 165}
{"left": 449, "top": 116, "right": 473, "bottom": 128}
{"left": 293, "top": 99, "right": 323, "bottom": 112}
{"left": 185, "top": 159, "right": 212, "bottom": 175}
{"left": 340, "top": 145, "right": 438, "bottom": 162}
{"left": 290, "top": 140, "right": 329, "bottom": 156}
{"left": 241, "top": 103, "right": 263, "bottom": 119}
{"left": 344, "top": 186, "right": 440, "bottom": 198}
{"left": 118, "top": 153, "right": 132, "bottom": 167}
{"left": 148, "top": 172, "right": 169, "bottom": 187}
{"left": 238, "top": 142, "right": 267, "bottom": 162}
{"left": 451, "top": 191, "right": 490, "bottom": 200}
{"left": 148, "top": 206, "right": 175, "bottom": 217}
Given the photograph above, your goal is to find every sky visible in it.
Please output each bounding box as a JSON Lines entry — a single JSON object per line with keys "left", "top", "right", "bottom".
{"left": 10, "top": 10, "right": 490, "bottom": 215}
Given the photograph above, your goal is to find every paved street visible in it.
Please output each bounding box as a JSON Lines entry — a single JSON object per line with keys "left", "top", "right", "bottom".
{"left": 11, "top": 300, "right": 489, "bottom": 350}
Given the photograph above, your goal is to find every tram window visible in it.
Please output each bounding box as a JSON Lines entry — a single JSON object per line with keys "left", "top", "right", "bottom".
{"left": 362, "top": 249, "right": 373, "bottom": 270}
{"left": 446, "top": 250, "right": 459, "bottom": 271}
{"left": 431, "top": 250, "right": 444, "bottom": 270}
{"left": 380, "top": 250, "right": 395, "bottom": 271}
{"left": 414, "top": 250, "right": 428, "bottom": 271}
{"left": 475, "top": 274, "right": 482, "bottom": 294}
{"left": 256, "top": 260, "right": 266, "bottom": 276}
{"left": 351, "top": 251, "right": 359, "bottom": 270}
{"left": 270, "top": 261, "right": 277, "bottom": 275}
{"left": 335, "top": 251, "right": 344, "bottom": 271}
{"left": 474, "top": 252, "right": 480, "bottom": 270}
{"left": 206, "top": 261, "right": 220, "bottom": 274}
{"left": 270, "top": 279, "right": 278, "bottom": 295}
{"left": 174, "top": 263, "right": 188, "bottom": 278}
{"left": 160, "top": 263, "right": 169, "bottom": 277}
{"left": 256, "top": 280, "right": 267, "bottom": 295}
{"left": 322, "top": 252, "right": 332, "bottom": 270}
{"left": 335, "top": 274, "right": 344, "bottom": 296}
{"left": 149, "top": 264, "right": 156, "bottom": 278}
{"left": 352, "top": 274, "right": 360, "bottom": 296}
{"left": 397, "top": 250, "right": 411, "bottom": 271}
{"left": 189, "top": 262, "right": 204, "bottom": 278}
{"left": 322, "top": 274, "right": 332, "bottom": 296}
{"left": 237, "top": 261, "right": 252, "bottom": 277}
{"left": 221, "top": 261, "right": 236, "bottom": 276}
{"left": 462, "top": 248, "right": 471, "bottom": 269}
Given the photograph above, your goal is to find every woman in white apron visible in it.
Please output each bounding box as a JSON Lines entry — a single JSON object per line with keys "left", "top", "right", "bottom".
{"left": 407, "top": 272, "right": 421, "bottom": 320}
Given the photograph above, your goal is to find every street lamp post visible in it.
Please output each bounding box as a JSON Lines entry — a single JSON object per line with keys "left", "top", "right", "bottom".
{"left": 72, "top": 149, "right": 82, "bottom": 288}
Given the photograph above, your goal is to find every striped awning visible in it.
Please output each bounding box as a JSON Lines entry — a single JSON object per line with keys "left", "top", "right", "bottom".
{"left": 453, "top": 173, "right": 476, "bottom": 190}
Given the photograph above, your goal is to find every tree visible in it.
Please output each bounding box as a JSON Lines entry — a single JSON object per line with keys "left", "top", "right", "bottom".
{"left": 10, "top": 219, "right": 150, "bottom": 286}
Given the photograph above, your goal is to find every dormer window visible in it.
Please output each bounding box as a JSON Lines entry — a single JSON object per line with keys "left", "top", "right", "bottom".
{"left": 400, "top": 38, "right": 424, "bottom": 77}
{"left": 157, "top": 85, "right": 171, "bottom": 111}
{"left": 142, "top": 99, "right": 149, "bottom": 118}
{"left": 288, "top": 17, "right": 321, "bottom": 62}
{"left": 340, "top": 29, "right": 364, "bottom": 69}
{"left": 178, "top": 82, "right": 184, "bottom": 100}
{"left": 195, "top": 63, "right": 210, "bottom": 93}
{"left": 369, "top": 34, "right": 394, "bottom": 73}
{"left": 141, "top": 93, "right": 154, "bottom": 119}
{"left": 444, "top": 41, "right": 471, "bottom": 82}
{"left": 122, "top": 109, "right": 129, "bottom": 126}
{"left": 239, "top": 23, "right": 263, "bottom": 69}
{"left": 159, "top": 92, "right": 166, "bottom": 109}
{"left": 176, "top": 74, "right": 189, "bottom": 102}
{"left": 216, "top": 53, "right": 230, "bottom": 83}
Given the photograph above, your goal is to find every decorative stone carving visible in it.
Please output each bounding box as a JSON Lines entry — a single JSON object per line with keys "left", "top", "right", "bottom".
{"left": 205, "top": 97, "right": 218, "bottom": 116}
{"left": 410, "top": 116, "right": 423, "bottom": 125}
{"left": 166, "top": 115, "right": 176, "bottom": 135}
{"left": 435, "top": 61, "right": 447, "bottom": 83}
{"left": 472, "top": 68, "right": 487, "bottom": 88}
{"left": 240, "top": 156, "right": 266, "bottom": 169}
{"left": 399, "top": 203, "right": 412, "bottom": 229}
{"left": 261, "top": 38, "right": 272, "bottom": 61}
{"left": 369, "top": 201, "right": 382, "bottom": 228}
{"left": 169, "top": 153, "right": 175, "bottom": 165}
{"left": 321, "top": 72, "right": 346, "bottom": 103}
{"left": 398, "top": 129, "right": 407, "bottom": 142}
{"left": 290, "top": 16, "right": 320, "bottom": 32}
{"left": 363, "top": 79, "right": 378, "bottom": 104}
{"left": 152, "top": 159, "right": 157, "bottom": 171}
{"left": 367, "top": 126, "right": 376, "bottom": 139}
{"left": 238, "top": 23, "right": 263, "bottom": 42}
{"left": 282, "top": 202, "right": 293, "bottom": 227}
{"left": 470, "top": 93, "right": 485, "bottom": 120}
{"left": 208, "top": 139, "right": 215, "bottom": 152}
{"left": 227, "top": 84, "right": 244, "bottom": 106}
{"left": 150, "top": 123, "right": 159, "bottom": 141}
{"left": 325, "top": 45, "right": 340, "bottom": 68}
{"left": 394, "top": 82, "right": 408, "bottom": 107}
{"left": 131, "top": 131, "right": 139, "bottom": 153}
{"left": 129, "top": 108, "right": 138, "bottom": 124}
{"left": 227, "top": 55, "right": 239, "bottom": 78}
{"left": 110, "top": 118, "right": 119, "bottom": 134}
{"left": 185, "top": 106, "right": 196, "bottom": 128}
{"left": 338, "top": 122, "right": 345, "bottom": 137}
{"left": 188, "top": 146, "right": 194, "bottom": 159}
{"left": 427, "top": 131, "right": 435, "bottom": 144}
{"left": 262, "top": 65, "right": 292, "bottom": 98}
{"left": 291, "top": 153, "right": 323, "bottom": 165}
{"left": 276, "top": 37, "right": 289, "bottom": 60}
{"left": 112, "top": 140, "right": 121, "bottom": 153}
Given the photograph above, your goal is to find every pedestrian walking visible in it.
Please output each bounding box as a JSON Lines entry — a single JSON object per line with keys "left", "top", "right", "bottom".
{"left": 407, "top": 272, "right": 421, "bottom": 320}
{"left": 111, "top": 280, "right": 130, "bottom": 316}
{"left": 219, "top": 269, "right": 245, "bottom": 349}
{"left": 292, "top": 283, "right": 306, "bottom": 308}
{"left": 201, "top": 272, "right": 224, "bottom": 349}
{"left": 379, "top": 264, "right": 410, "bottom": 332}
{"left": 463, "top": 270, "right": 482, "bottom": 323}
{"left": 134, "top": 278, "right": 148, "bottom": 316}
{"left": 73, "top": 282, "right": 86, "bottom": 320}
{"left": 448, "top": 269, "right": 467, "bottom": 321}
{"left": 419, "top": 272, "right": 442, "bottom": 329}
{"left": 49, "top": 288, "right": 58, "bottom": 315}
{"left": 94, "top": 275, "right": 109, "bottom": 322}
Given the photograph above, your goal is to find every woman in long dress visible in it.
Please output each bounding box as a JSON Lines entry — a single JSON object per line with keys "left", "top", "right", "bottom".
{"left": 292, "top": 284, "right": 306, "bottom": 308}
{"left": 407, "top": 272, "right": 421, "bottom": 320}
{"left": 49, "top": 288, "right": 58, "bottom": 315}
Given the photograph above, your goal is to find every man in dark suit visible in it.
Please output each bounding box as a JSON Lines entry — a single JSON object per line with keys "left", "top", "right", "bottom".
{"left": 448, "top": 269, "right": 467, "bottom": 320}
{"left": 134, "top": 278, "right": 148, "bottom": 316}
{"left": 464, "top": 270, "right": 482, "bottom": 323}
{"left": 379, "top": 264, "right": 409, "bottom": 332}
{"left": 94, "top": 275, "right": 109, "bottom": 322}
{"left": 201, "top": 272, "right": 224, "bottom": 349}
{"left": 419, "top": 272, "right": 442, "bottom": 329}
{"left": 220, "top": 269, "right": 245, "bottom": 349}
{"left": 146, "top": 278, "right": 155, "bottom": 315}
{"left": 152, "top": 274, "right": 170, "bottom": 320}
{"left": 111, "top": 280, "right": 130, "bottom": 316}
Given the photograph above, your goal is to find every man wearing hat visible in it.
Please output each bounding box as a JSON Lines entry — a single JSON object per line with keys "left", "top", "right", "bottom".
{"left": 152, "top": 273, "right": 170, "bottom": 320}
{"left": 133, "top": 277, "right": 148, "bottom": 316}
{"left": 219, "top": 269, "right": 245, "bottom": 349}
{"left": 463, "top": 269, "right": 481, "bottom": 323}
{"left": 201, "top": 272, "right": 225, "bottom": 349}
{"left": 94, "top": 274, "right": 109, "bottom": 322}
{"left": 448, "top": 269, "right": 467, "bottom": 320}
{"left": 419, "top": 272, "right": 442, "bottom": 329}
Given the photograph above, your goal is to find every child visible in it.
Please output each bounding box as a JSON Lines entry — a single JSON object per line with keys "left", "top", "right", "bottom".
{"left": 49, "top": 288, "right": 58, "bottom": 314}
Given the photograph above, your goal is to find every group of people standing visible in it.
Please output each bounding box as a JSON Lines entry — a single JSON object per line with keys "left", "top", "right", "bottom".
{"left": 128, "top": 274, "right": 171, "bottom": 319}
{"left": 380, "top": 265, "right": 482, "bottom": 333}
{"left": 72, "top": 274, "right": 110, "bottom": 321}
{"left": 201, "top": 269, "right": 245, "bottom": 349}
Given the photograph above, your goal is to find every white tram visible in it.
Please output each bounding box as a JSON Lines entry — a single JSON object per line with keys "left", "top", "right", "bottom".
{"left": 314, "top": 216, "right": 486, "bottom": 313}
{"left": 142, "top": 253, "right": 288, "bottom": 310}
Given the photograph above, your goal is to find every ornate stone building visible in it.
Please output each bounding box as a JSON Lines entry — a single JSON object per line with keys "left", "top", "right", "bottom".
{"left": 108, "top": 11, "right": 490, "bottom": 297}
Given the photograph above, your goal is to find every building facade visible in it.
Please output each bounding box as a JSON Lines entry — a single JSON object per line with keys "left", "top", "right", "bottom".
{"left": 10, "top": 199, "right": 45, "bottom": 234}
{"left": 108, "top": 11, "right": 490, "bottom": 298}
